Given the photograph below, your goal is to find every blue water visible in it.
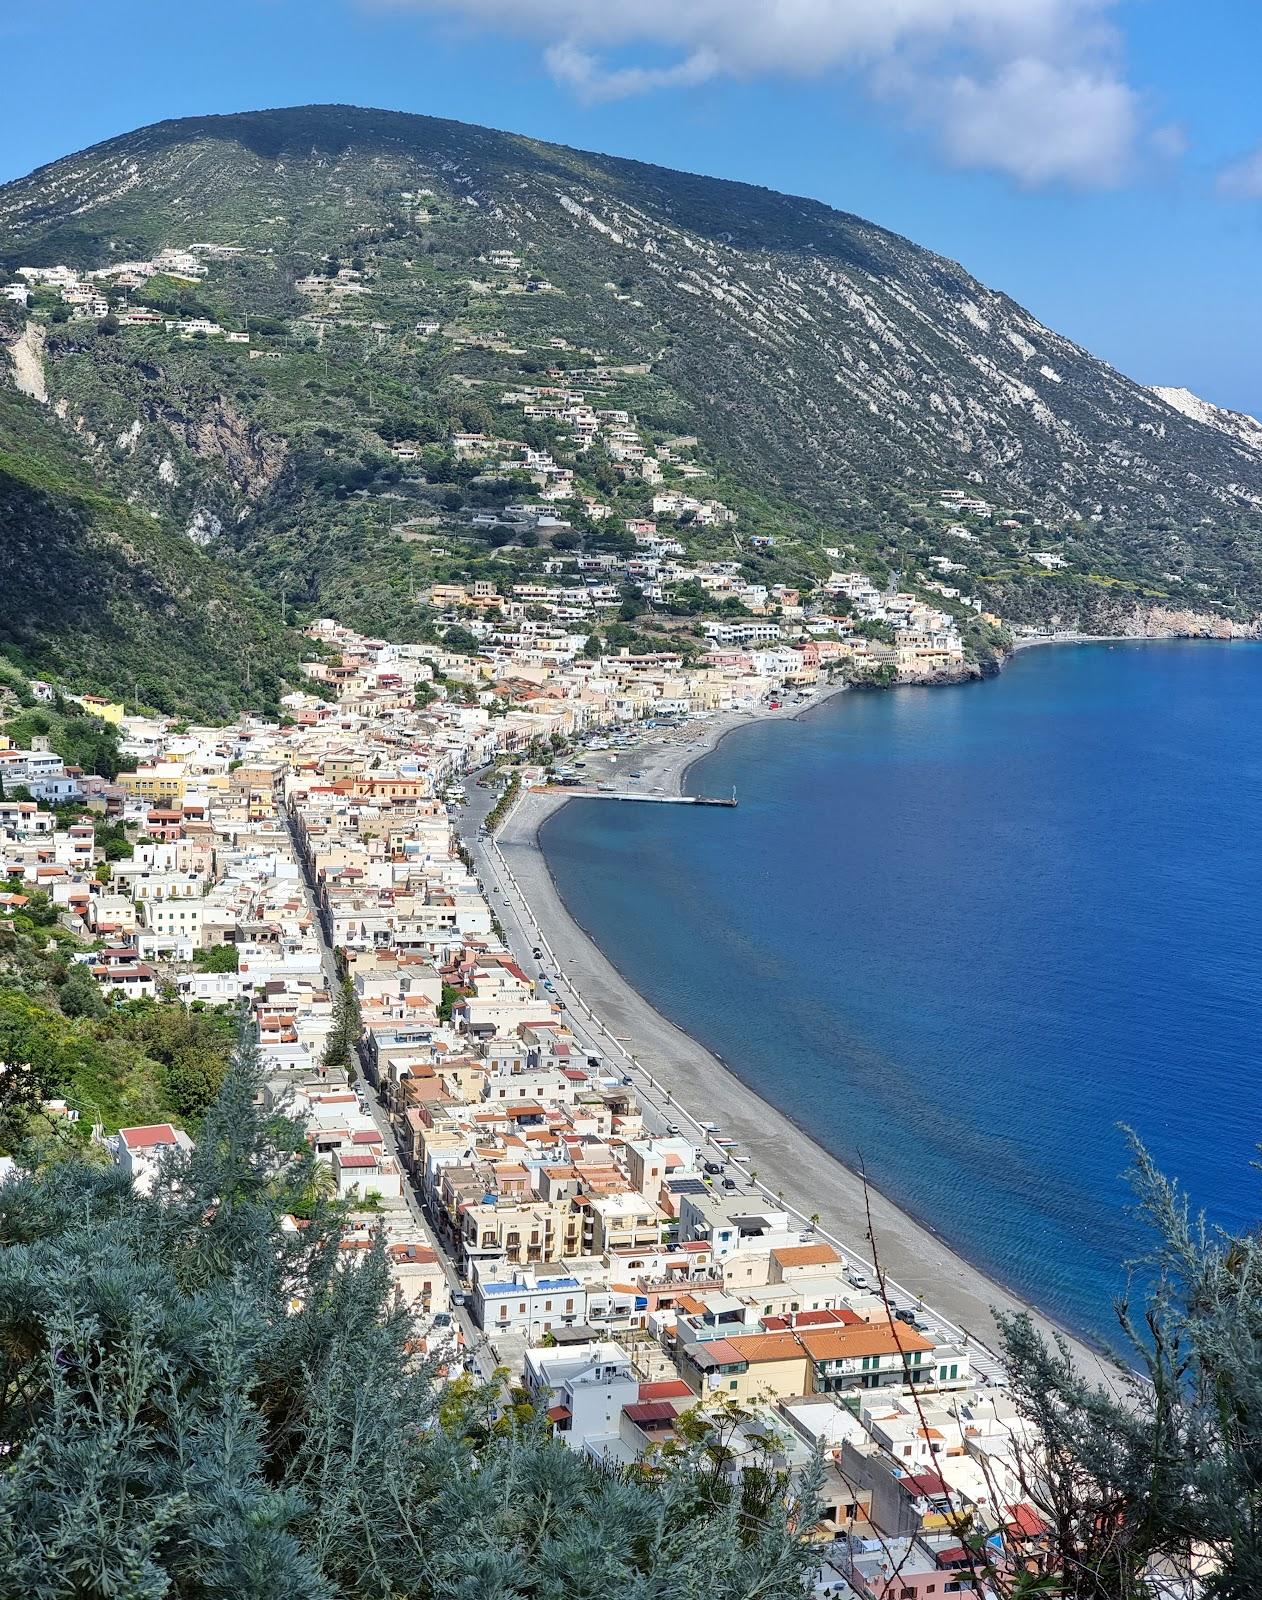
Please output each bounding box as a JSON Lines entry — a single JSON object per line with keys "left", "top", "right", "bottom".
{"left": 539, "top": 642, "right": 1262, "bottom": 1345}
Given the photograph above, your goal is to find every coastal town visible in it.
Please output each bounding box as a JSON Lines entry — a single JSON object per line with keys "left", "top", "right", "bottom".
{"left": 0, "top": 605, "right": 1076, "bottom": 1600}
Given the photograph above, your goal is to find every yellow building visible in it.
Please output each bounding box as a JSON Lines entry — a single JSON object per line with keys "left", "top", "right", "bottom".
{"left": 118, "top": 765, "right": 186, "bottom": 803}
{"left": 73, "top": 694, "right": 126, "bottom": 724}
{"left": 680, "top": 1331, "right": 812, "bottom": 1405}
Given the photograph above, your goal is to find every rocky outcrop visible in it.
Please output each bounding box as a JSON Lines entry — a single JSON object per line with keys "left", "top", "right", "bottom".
{"left": 8, "top": 322, "right": 47, "bottom": 403}
{"left": 150, "top": 396, "right": 286, "bottom": 499}
{"left": 1133, "top": 606, "right": 1262, "bottom": 640}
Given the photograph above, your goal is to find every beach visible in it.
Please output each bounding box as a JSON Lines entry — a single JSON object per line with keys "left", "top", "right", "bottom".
{"left": 470, "top": 682, "right": 1126, "bottom": 1392}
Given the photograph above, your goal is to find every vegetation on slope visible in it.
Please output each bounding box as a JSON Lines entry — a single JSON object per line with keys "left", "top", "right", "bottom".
{"left": 3, "top": 103, "right": 1261, "bottom": 653}
{"left": 0, "top": 862, "right": 233, "bottom": 1150}
{"left": 0, "top": 387, "right": 307, "bottom": 718}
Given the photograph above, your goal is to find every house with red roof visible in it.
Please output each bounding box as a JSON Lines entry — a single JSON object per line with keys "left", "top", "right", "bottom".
{"left": 112, "top": 1122, "right": 193, "bottom": 1194}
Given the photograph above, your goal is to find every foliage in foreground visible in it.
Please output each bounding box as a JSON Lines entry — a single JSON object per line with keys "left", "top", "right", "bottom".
{"left": 991, "top": 1140, "right": 1262, "bottom": 1600}
{"left": 0, "top": 1029, "right": 819, "bottom": 1600}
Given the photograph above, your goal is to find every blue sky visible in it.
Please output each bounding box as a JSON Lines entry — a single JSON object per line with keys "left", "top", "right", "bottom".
{"left": 3, "top": 0, "right": 1260, "bottom": 413}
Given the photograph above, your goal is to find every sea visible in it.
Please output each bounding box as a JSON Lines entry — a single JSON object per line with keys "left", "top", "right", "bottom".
{"left": 538, "top": 640, "right": 1262, "bottom": 1347}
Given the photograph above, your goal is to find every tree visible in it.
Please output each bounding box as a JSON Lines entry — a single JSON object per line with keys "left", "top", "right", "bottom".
{"left": 619, "top": 583, "right": 646, "bottom": 622}
{"left": 0, "top": 993, "right": 71, "bottom": 1147}
{"left": 194, "top": 943, "right": 240, "bottom": 974}
{"left": 57, "top": 961, "right": 105, "bottom": 1019}
{"left": 441, "top": 625, "right": 481, "bottom": 655}
{"left": 0, "top": 1030, "right": 819, "bottom": 1598}
{"left": 163, "top": 1045, "right": 231, "bottom": 1122}
{"left": 990, "top": 1139, "right": 1262, "bottom": 1600}
{"left": 321, "top": 976, "right": 360, "bottom": 1074}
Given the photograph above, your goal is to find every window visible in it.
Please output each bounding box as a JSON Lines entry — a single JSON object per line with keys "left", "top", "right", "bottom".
{"left": 729, "top": 1380, "right": 738, "bottom": 1391}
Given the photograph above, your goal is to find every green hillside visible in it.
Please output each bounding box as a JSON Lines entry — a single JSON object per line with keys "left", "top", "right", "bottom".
{"left": 0, "top": 386, "right": 305, "bottom": 717}
{"left": 3, "top": 103, "right": 1262, "bottom": 653}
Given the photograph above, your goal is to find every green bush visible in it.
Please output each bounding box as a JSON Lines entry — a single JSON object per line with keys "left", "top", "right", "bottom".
{"left": 0, "top": 1034, "right": 821, "bottom": 1598}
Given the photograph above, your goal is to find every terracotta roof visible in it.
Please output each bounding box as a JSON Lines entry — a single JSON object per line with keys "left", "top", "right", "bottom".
{"left": 797, "top": 1322, "right": 934, "bottom": 1361}
{"left": 1007, "top": 1503, "right": 1048, "bottom": 1538}
{"left": 722, "top": 1332, "right": 807, "bottom": 1363}
{"left": 901, "top": 1471, "right": 949, "bottom": 1498}
{"left": 771, "top": 1242, "right": 841, "bottom": 1268}
{"left": 623, "top": 1400, "right": 680, "bottom": 1426}
{"left": 120, "top": 1123, "right": 179, "bottom": 1150}
{"left": 388, "top": 1243, "right": 439, "bottom": 1265}
{"left": 638, "top": 1379, "right": 694, "bottom": 1402}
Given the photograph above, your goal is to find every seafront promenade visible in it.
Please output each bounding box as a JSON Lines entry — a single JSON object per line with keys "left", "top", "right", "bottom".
{"left": 472, "top": 694, "right": 1126, "bottom": 1393}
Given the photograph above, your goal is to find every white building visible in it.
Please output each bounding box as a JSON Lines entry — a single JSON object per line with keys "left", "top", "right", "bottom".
{"left": 523, "top": 1340, "right": 639, "bottom": 1452}
{"left": 113, "top": 1123, "right": 193, "bottom": 1195}
{"left": 472, "top": 1267, "right": 588, "bottom": 1340}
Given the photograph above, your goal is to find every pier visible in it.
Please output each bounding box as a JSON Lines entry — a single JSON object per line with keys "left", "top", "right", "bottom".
{"left": 536, "top": 786, "right": 738, "bottom": 807}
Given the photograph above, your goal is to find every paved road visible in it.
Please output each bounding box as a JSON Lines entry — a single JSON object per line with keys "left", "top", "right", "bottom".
{"left": 284, "top": 810, "right": 496, "bottom": 1379}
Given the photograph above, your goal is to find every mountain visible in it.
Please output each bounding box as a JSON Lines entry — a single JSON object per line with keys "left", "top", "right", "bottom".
{"left": 1150, "top": 386, "right": 1262, "bottom": 458}
{"left": 2, "top": 102, "right": 1261, "bottom": 663}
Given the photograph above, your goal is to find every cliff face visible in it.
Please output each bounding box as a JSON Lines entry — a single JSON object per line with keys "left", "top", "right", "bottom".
{"left": 1100, "top": 607, "right": 1261, "bottom": 640}
{"left": 0, "top": 386, "right": 305, "bottom": 716}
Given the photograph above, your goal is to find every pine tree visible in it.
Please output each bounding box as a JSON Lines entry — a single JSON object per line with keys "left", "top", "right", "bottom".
{"left": 321, "top": 976, "right": 360, "bottom": 1076}
{"left": 0, "top": 1023, "right": 821, "bottom": 1599}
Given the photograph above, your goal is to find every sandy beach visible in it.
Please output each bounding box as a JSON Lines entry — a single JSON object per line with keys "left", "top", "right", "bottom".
{"left": 478, "top": 681, "right": 1127, "bottom": 1392}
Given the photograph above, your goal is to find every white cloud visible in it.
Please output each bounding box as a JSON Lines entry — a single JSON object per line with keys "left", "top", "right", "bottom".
{"left": 925, "top": 58, "right": 1139, "bottom": 187}
{"left": 544, "top": 41, "right": 720, "bottom": 102}
{"left": 1150, "top": 122, "right": 1188, "bottom": 162}
{"left": 1217, "top": 144, "right": 1262, "bottom": 200}
{"left": 369, "top": 0, "right": 1144, "bottom": 186}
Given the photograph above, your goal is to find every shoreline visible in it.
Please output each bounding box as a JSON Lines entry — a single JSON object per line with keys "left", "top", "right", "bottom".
{"left": 1009, "top": 629, "right": 1261, "bottom": 653}
{"left": 483, "top": 681, "right": 1128, "bottom": 1392}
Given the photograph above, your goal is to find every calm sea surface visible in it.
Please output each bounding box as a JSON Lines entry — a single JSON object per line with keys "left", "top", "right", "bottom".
{"left": 539, "top": 641, "right": 1262, "bottom": 1344}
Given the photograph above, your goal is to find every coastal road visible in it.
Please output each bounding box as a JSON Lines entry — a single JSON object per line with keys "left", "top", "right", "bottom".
{"left": 466, "top": 715, "right": 1131, "bottom": 1397}
{"left": 461, "top": 778, "right": 1017, "bottom": 1390}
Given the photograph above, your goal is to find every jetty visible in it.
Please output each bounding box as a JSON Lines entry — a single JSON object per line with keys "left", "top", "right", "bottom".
{"left": 536, "top": 785, "right": 738, "bottom": 807}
